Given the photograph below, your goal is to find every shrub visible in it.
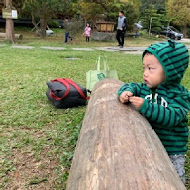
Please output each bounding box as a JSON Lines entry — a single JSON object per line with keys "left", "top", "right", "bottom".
{"left": 48, "top": 20, "right": 60, "bottom": 28}
{"left": 64, "top": 19, "right": 84, "bottom": 37}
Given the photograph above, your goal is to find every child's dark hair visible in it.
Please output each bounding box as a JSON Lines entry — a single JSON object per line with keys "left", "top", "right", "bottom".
{"left": 143, "top": 50, "right": 152, "bottom": 58}
{"left": 120, "top": 11, "right": 124, "bottom": 14}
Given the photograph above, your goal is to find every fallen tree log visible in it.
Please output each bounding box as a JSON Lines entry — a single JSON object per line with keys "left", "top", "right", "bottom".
{"left": 66, "top": 78, "right": 186, "bottom": 190}
{"left": 0, "top": 33, "right": 23, "bottom": 40}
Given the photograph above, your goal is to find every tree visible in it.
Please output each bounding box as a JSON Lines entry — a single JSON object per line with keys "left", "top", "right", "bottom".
{"left": 140, "top": 0, "right": 166, "bottom": 13}
{"left": 13, "top": 0, "right": 24, "bottom": 15}
{"left": 108, "top": 2, "right": 139, "bottom": 31}
{"left": 64, "top": 18, "right": 84, "bottom": 37}
{"left": 23, "top": 0, "right": 73, "bottom": 38}
{"left": 166, "top": 0, "right": 190, "bottom": 37}
{"left": 5, "top": 0, "right": 16, "bottom": 43}
{"left": 75, "top": 1, "right": 103, "bottom": 25}
{"left": 119, "top": 0, "right": 141, "bottom": 14}
{"left": 80, "top": 0, "right": 115, "bottom": 22}
{"left": 80, "top": 0, "right": 139, "bottom": 31}
{"left": 141, "top": 5, "right": 168, "bottom": 36}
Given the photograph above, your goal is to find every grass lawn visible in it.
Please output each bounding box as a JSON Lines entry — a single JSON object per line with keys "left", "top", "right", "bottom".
{"left": 0, "top": 27, "right": 190, "bottom": 189}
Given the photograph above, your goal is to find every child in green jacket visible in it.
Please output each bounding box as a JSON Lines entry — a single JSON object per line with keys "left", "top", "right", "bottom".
{"left": 118, "top": 39, "right": 190, "bottom": 183}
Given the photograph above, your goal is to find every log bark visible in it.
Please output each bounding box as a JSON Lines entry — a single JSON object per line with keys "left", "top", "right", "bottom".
{"left": 66, "top": 79, "right": 186, "bottom": 190}
{"left": 0, "top": 33, "right": 23, "bottom": 39}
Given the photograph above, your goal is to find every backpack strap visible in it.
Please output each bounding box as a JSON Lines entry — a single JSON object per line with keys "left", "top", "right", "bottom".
{"left": 49, "top": 78, "right": 70, "bottom": 100}
{"left": 49, "top": 78, "right": 90, "bottom": 101}
{"left": 65, "top": 78, "right": 90, "bottom": 100}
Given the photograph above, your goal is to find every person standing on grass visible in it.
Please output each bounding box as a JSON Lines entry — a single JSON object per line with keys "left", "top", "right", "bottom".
{"left": 116, "top": 11, "right": 127, "bottom": 48}
{"left": 83, "top": 23, "right": 91, "bottom": 42}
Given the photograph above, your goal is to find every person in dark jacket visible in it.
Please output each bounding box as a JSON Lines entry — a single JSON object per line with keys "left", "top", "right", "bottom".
{"left": 116, "top": 11, "right": 127, "bottom": 48}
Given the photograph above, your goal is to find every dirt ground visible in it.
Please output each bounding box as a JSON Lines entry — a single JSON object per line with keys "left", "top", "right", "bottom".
{"left": 6, "top": 148, "right": 58, "bottom": 190}
{"left": 1, "top": 127, "right": 60, "bottom": 190}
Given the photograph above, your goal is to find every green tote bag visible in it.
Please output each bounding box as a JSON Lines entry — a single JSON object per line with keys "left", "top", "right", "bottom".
{"left": 86, "top": 55, "right": 119, "bottom": 92}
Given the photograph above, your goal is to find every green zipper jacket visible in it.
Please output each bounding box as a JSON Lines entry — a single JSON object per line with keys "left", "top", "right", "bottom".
{"left": 118, "top": 40, "right": 190, "bottom": 155}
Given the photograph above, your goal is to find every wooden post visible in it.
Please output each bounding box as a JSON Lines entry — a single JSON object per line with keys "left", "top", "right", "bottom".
{"left": 66, "top": 79, "right": 186, "bottom": 190}
{"left": 5, "top": 0, "right": 16, "bottom": 43}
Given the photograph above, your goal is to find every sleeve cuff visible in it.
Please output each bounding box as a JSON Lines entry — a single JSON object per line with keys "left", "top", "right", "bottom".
{"left": 139, "top": 99, "right": 149, "bottom": 113}
{"left": 118, "top": 84, "right": 134, "bottom": 97}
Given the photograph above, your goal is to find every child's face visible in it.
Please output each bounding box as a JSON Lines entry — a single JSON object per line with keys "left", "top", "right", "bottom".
{"left": 87, "top": 23, "right": 89, "bottom": 27}
{"left": 143, "top": 54, "right": 165, "bottom": 88}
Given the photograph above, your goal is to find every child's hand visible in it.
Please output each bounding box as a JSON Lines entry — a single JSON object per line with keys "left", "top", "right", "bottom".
{"left": 119, "top": 91, "right": 133, "bottom": 104}
{"left": 129, "top": 97, "right": 144, "bottom": 110}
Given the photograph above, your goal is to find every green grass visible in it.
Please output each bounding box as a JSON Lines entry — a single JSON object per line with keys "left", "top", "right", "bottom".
{"left": 0, "top": 27, "right": 190, "bottom": 189}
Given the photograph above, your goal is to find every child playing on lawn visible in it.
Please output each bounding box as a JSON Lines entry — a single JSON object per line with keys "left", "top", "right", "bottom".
{"left": 118, "top": 39, "right": 190, "bottom": 183}
{"left": 64, "top": 32, "right": 72, "bottom": 43}
{"left": 83, "top": 23, "right": 91, "bottom": 42}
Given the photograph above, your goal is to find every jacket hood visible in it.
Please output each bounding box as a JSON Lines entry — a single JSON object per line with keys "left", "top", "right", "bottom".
{"left": 143, "top": 39, "right": 189, "bottom": 84}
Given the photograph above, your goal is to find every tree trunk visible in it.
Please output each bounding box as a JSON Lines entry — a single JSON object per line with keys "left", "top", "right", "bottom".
{"left": 66, "top": 79, "right": 186, "bottom": 190}
{"left": 5, "top": 0, "right": 16, "bottom": 44}
{"left": 31, "top": 11, "right": 39, "bottom": 31}
{"left": 40, "top": 18, "right": 47, "bottom": 38}
{"left": 182, "top": 24, "right": 187, "bottom": 38}
{"left": 149, "top": 17, "right": 152, "bottom": 38}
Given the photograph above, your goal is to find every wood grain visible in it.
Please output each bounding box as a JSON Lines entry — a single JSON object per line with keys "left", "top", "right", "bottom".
{"left": 66, "top": 78, "right": 186, "bottom": 190}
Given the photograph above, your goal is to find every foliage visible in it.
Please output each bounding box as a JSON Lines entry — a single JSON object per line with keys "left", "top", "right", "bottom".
{"left": 119, "top": 0, "right": 141, "bottom": 14}
{"left": 48, "top": 20, "right": 60, "bottom": 28}
{"left": 12, "top": 0, "right": 24, "bottom": 16}
{"left": 77, "top": 0, "right": 113, "bottom": 22}
{"left": 22, "top": 0, "right": 72, "bottom": 38}
{"left": 64, "top": 18, "right": 84, "bottom": 37}
{"left": 166, "top": 0, "right": 190, "bottom": 36}
{"left": 141, "top": 4, "right": 168, "bottom": 33}
{"left": 74, "top": 2, "right": 103, "bottom": 22}
{"left": 140, "top": 0, "right": 166, "bottom": 13}
{"left": 79, "top": 0, "right": 139, "bottom": 31}
{"left": 115, "top": 2, "right": 139, "bottom": 31}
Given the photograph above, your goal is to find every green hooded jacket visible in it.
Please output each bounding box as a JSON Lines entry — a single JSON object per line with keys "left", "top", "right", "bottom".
{"left": 118, "top": 40, "right": 190, "bottom": 155}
